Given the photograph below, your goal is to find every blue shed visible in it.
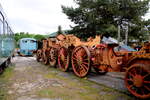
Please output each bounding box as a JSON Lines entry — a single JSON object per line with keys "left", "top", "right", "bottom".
{"left": 19, "top": 38, "right": 37, "bottom": 56}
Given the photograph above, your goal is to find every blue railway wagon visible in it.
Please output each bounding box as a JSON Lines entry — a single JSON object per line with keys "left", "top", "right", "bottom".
{"left": 0, "top": 5, "right": 15, "bottom": 73}
{"left": 19, "top": 38, "right": 37, "bottom": 56}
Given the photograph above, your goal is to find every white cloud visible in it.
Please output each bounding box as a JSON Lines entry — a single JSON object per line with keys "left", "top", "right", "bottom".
{"left": 0, "top": 0, "right": 76, "bottom": 34}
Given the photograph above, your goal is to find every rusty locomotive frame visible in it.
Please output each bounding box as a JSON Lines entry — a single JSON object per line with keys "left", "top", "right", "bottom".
{"left": 36, "top": 34, "right": 150, "bottom": 99}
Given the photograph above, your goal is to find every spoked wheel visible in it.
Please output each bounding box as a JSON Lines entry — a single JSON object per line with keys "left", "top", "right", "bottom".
{"left": 0, "top": 67, "right": 3, "bottom": 74}
{"left": 42, "top": 51, "right": 48, "bottom": 65}
{"left": 58, "top": 47, "right": 69, "bottom": 71}
{"left": 125, "top": 63, "right": 150, "bottom": 99}
{"left": 36, "top": 50, "right": 42, "bottom": 62}
{"left": 72, "top": 46, "right": 91, "bottom": 77}
{"left": 49, "top": 48, "right": 57, "bottom": 67}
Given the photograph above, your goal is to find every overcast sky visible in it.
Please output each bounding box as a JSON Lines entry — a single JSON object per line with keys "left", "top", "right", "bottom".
{"left": 0, "top": 0, "right": 76, "bottom": 34}
{"left": 0, "top": 0, "right": 150, "bottom": 34}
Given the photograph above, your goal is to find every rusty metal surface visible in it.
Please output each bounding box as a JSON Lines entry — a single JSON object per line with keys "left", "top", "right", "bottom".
{"left": 91, "top": 42, "right": 150, "bottom": 72}
{"left": 35, "top": 34, "right": 150, "bottom": 99}
{"left": 56, "top": 34, "right": 101, "bottom": 48}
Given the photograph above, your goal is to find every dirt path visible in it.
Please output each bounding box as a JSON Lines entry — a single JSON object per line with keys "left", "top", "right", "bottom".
{"left": 0, "top": 56, "right": 135, "bottom": 100}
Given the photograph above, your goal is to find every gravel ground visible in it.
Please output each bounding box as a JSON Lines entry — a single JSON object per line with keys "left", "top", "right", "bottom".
{"left": 0, "top": 56, "right": 137, "bottom": 100}
{"left": 88, "top": 72, "right": 129, "bottom": 94}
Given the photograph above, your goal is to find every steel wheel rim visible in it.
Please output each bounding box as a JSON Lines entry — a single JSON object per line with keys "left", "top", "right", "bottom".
{"left": 49, "top": 48, "right": 57, "bottom": 67}
{"left": 125, "top": 64, "right": 150, "bottom": 99}
{"left": 58, "top": 47, "right": 69, "bottom": 71}
{"left": 72, "top": 46, "right": 90, "bottom": 77}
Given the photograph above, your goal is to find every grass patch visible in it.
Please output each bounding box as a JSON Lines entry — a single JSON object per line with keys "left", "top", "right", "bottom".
{"left": 38, "top": 89, "right": 53, "bottom": 97}
{"left": 37, "top": 88, "right": 72, "bottom": 100}
{"left": 44, "top": 68, "right": 69, "bottom": 81}
{"left": 41, "top": 67, "right": 133, "bottom": 100}
{"left": 44, "top": 72, "right": 58, "bottom": 79}
{"left": 0, "top": 67, "right": 14, "bottom": 100}
{"left": 0, "top": 67, "right": 14, "bottom": 80}
{"left": 0, "top": 88, "right": 7, "bottom": 100}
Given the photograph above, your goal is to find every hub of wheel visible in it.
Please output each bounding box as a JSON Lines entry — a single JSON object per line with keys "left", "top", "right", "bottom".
{"left": 133, "top": 75, "right": 143, "bottom": 87}
{"left": 61, "top": 54, "right": 65, "bottom": 61}
{"left": 77, "top": 56, "right": 82, "bottom": 65}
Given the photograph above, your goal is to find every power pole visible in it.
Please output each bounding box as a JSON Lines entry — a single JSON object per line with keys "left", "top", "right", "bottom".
{"left": 125, "top": 24, "right": 128, "bottom": 45}
{"left": 117, "top": 24, "right": 120, "bottom": 44}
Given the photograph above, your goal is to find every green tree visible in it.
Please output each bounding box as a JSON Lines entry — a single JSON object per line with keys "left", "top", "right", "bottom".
{"left": 57, "top": 25, "right": 63, "bottom": 35}
{"left": 33, "top": 34, "right": 45, "bottom": 40}
{"left": 62, "top": 0, "right": 150, "bottom": 40}
{"left": 14, "top": 32, "right": 46, "bottom": 42}
{"left": 144, "top": 19, "right": 150, "bottom": 32}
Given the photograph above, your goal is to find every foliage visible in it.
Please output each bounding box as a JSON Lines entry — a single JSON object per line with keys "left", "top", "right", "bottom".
{"left": 57, "top": 25, "right": 63, "bottom": 35}
{"left": 144, "top": 19, "right": 150, "bottom": 32}
{"left": 0, "top": 67, "right": 14, "bottom": 100}
{"left": 33, "top": 34, "right": 46, "bottom": 40}
{"left": 127, "top": 19, "right": 150, "bottom": 42}
{"left": 14, "top": 32, "right": 46, "bottom": 42}
{"left": 62, "top": 0, "right": 150, "bottom": 40}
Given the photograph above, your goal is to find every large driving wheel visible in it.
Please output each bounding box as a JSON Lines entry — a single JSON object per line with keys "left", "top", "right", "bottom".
{"left": 58, "top": 47, "right": 69, "bottom": 71}
{"left": 71, "top": 46, "right": 91, "bottom": 77}
{"left": 49, "top": 48, "right": 57, "bottom": 67}
{"left": 36, "top": 50, "right": 42, "bottom": 62}
{"left": 125, "top": 63, "right": 150, "bottom": 99}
